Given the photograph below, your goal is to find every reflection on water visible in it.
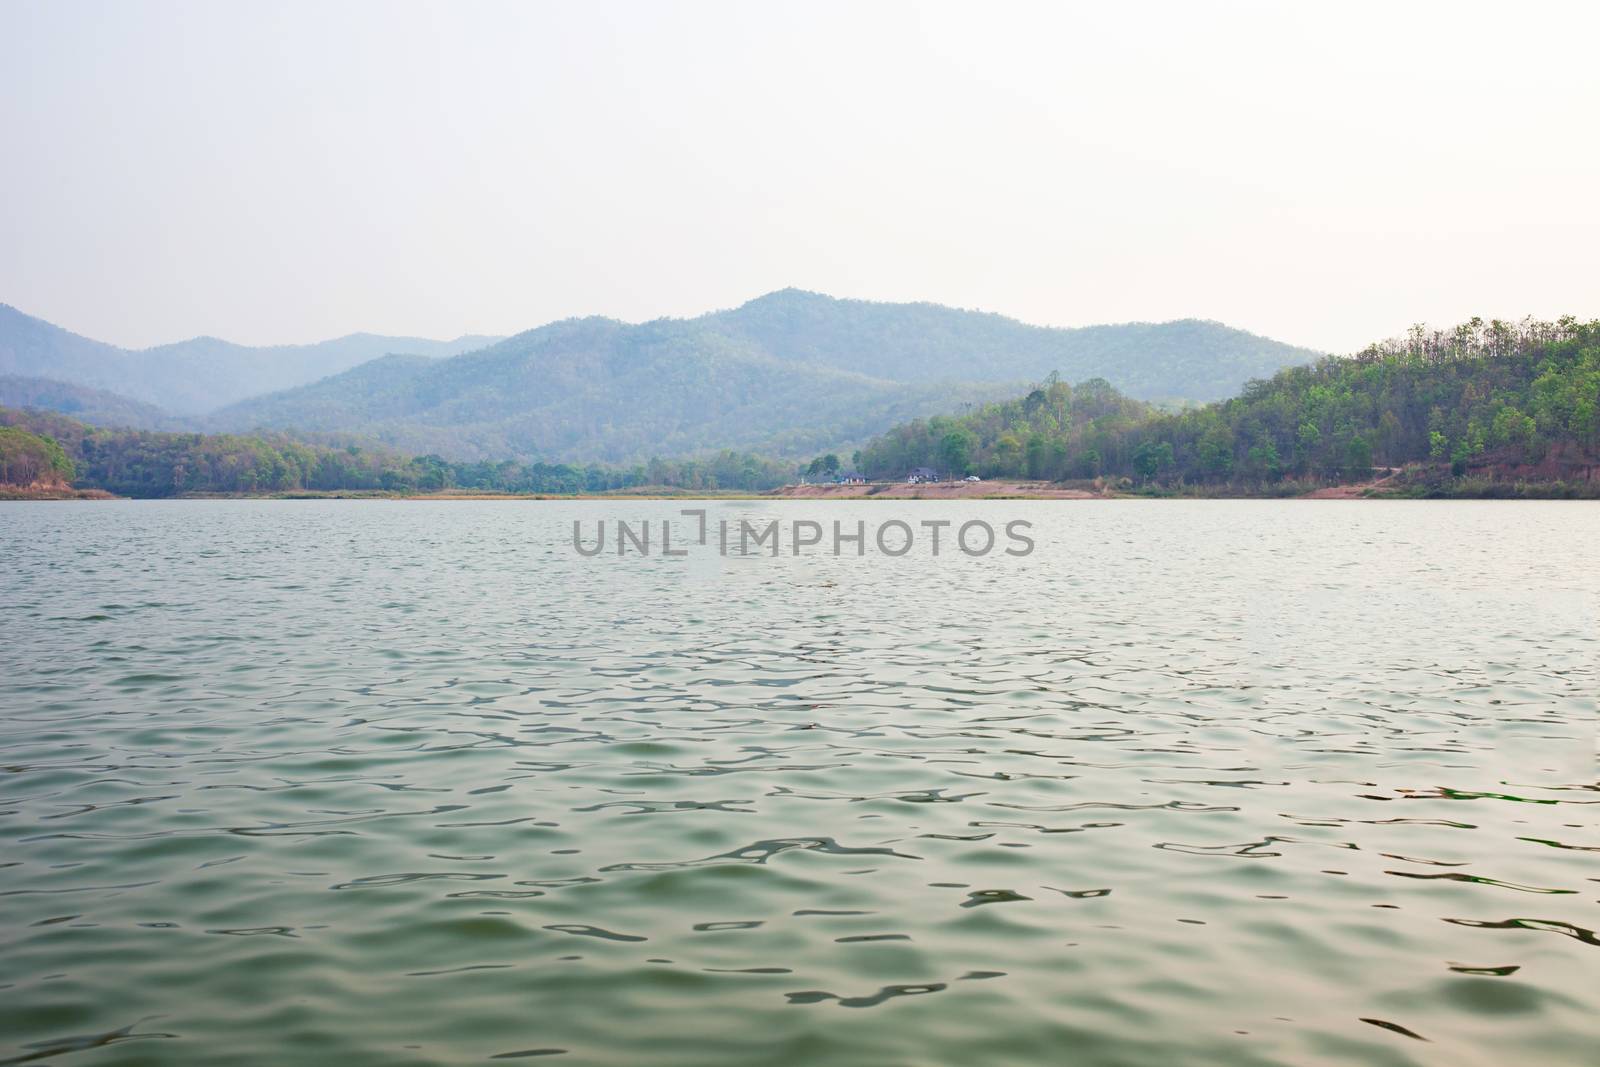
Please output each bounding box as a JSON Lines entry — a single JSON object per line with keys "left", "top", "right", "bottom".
{"left": 0, "top": 499, "right": 1595, "bottom": 1066}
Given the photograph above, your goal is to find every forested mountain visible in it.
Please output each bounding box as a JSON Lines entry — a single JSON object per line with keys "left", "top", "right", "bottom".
{"left": 211, "top": 319, "right": 1021, "bottom": 463}
{"left": 0, "top": 375, "right": 182, "bottom": 430}
{"left": 0, "top": 303, "right": 500, "bottom": 413}
{"left": 857, "top": 317, "right": 1600, "bottom": 493}
{"left": 706, "top": 289, "right": 1320, "bottom": 400}
{"left": 212, "top": 292, "right": 1318, "bottom": 462}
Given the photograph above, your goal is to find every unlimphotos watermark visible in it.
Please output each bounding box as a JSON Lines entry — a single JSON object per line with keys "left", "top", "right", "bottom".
{"left": 572, "top": 510, "right": 1035, "bottom": 558}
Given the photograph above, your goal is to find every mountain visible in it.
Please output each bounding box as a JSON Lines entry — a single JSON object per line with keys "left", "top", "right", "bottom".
{"left": 706, "top": 290, "right": 1322, "bottom": 400}
{"left": 0, "top": 303, "right": 501, "bottom": 413}
{"left": 213, "top": 291, "right": 1321, "bottom": 462}
{"left": 0, "top": 375, "right": 182, "bottom": 430}
{"left": 213, "top": 320, "right": 1019, "bottom": 463}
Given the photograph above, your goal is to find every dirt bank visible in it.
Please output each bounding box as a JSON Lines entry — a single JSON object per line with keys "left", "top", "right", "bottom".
{"left": 0, "top": 483, "right": 117, "bottom": 500}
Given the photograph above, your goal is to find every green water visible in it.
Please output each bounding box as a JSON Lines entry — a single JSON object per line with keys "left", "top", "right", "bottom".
{"left": 1, "top": 500, "right": 1595, "bottom": 1066}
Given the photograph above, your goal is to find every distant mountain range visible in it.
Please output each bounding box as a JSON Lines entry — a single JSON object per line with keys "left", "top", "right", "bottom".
{"left": 0, "top": 375, "right": 181, "bottom": 431}
{"left": 0, "top": 302, "right": 500, "bottom": 413}
{"left": 0, "top": 290, "right": 1323, "bottom": 461}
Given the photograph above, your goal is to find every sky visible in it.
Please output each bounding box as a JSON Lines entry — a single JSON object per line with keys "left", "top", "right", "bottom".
{"left": 2, "top": 0, "right": 1597, "bottom": 354}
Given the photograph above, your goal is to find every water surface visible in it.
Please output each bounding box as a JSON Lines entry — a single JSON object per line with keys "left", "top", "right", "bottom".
{"left": 1, "top": 500, "right": 1596, "bottom": 1065}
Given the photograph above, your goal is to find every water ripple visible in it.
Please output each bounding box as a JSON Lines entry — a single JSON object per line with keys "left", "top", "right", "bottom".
{"left": 1, "top": 499, "right": 1596, "bottom": 1066}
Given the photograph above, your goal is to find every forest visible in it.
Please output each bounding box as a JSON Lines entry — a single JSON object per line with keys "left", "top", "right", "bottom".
{"left": 856, "top": 376, "right": 1152, "bottom": 481}
{"left": 857, "top": 317, "right": 1600, "bottom": 490}
{"left": 0, "top": 408, "right": 794, "bottom": 496}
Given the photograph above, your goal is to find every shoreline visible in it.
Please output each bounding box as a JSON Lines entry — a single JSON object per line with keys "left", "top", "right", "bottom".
{"left": 0, "top": 486, "right": 117, "bottom": 501}
{"left": 5, "top": 466, "right": 1597, "bottom": 502}
{"left": 5, "top": 484, "right": 1597, "bottom": 502}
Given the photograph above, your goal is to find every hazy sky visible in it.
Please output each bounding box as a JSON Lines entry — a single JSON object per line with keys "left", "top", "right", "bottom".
{"left": 2, "top": 0, "right": 1596, "bottom": 353}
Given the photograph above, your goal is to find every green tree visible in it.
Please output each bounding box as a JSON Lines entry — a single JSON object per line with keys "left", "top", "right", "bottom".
{"left": 1132, "top": 440, "right": 1173, "bottom": 482}
{"left": 939, "top": 429, "right": 977, "bottom": 474}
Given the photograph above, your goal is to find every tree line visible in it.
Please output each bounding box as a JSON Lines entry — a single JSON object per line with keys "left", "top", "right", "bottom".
{"left": 0, "top": 408, "right": 794, "bottom": 496}
{"left": 856, "top": 318, "right": 1599, "bottom": 488}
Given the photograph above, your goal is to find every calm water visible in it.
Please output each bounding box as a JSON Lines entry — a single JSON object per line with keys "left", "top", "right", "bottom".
{"left": 1, "top": 500, "right": 1596, "bottom": 1066}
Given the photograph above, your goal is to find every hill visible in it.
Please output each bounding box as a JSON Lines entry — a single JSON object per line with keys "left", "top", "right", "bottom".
{"left": 210, "top": 317, "right": 1021, "bottom": 462}
{"left": 0, "top": 303, "right": 501, "bottom": 413}
{"left": 212, "top": 292, "right": 1319, "bottom": 462}
{"left": 0, "top": 375, "right": 182, "bottom": 430}
{"left": 856, "top": 317, "right": 1600, "bottom": 495}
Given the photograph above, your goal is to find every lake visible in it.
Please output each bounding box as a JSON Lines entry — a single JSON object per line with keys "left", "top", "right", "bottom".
{"left": 1, "top": 500, "right": 1595, "bottom": 1066}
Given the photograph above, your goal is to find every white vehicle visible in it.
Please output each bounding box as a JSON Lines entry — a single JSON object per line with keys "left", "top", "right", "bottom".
{"left": 964, "top": 475, "right": 981, "bottom": 482}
